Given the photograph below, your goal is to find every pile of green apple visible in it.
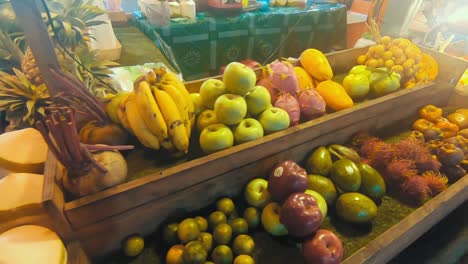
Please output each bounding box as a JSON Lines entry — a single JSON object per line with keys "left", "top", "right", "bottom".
{"left": 190, "top": 62, "right": 291, "bottom": 154}
{"left": 244, "top": 160, "right": 344, "bottom": 264}
{"left": 162, "top": 197, "right": 259, "bottom": 264}
{"left": 342, "top": 65, "right": 401, "bottom": 100}
{"left": 304, "top": 145, "right": 387, "bottom": 224}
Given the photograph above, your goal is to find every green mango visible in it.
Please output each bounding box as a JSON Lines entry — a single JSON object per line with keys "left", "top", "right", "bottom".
{"left": 328, "top": 144, "right": 361, "bottom": 163}
{"left": 330, "top": 159, "right": 361, "bottom": 192}
{"left": 307, "top": 174, "right": 337, "bottom": 206}
{"left": 357, "top": 163, "right": 386, "bottom": 201}
{"left": 335, "top": 192, "right": 378, "bottom": 224}
{"left": 305, "top": 146, "right": 333, "bottom": 176}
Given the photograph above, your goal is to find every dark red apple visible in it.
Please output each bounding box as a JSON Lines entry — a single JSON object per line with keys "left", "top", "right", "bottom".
{"left": 302, "top": 229, "right": 343, "bottom": 264}
{"left": 268, "top": 160, "right": 308, "bottom": 202}
{"left": 240, "top": 59, "right": 260, "bottom": 69}
{"left": 280, "top": 193, "right": 322, "bottom": 237}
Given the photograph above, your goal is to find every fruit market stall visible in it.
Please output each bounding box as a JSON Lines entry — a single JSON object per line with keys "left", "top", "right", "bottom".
{"left": 1, "top": 0, "right": 468, "bottom": 263}
{"left": 131, "top": 3, "right": 347, "bottom": 80}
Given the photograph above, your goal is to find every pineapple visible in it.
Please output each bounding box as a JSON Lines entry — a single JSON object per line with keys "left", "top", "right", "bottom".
{"left": 0, "top": 68, "right": 52, "bottom": 131}
{"left": 21, "top": 0, "right": 105, "bottom": 85}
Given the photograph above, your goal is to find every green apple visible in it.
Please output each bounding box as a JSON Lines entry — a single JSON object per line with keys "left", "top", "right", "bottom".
{"left": 244, "top": 178, "right": 271, "bottom": 208}
{"left": 199, "top": 124, "right": 234, "bottom": 154}
{"left": 223, "top": 62, "right": 257, "bottom": 96}
{"left": 261, "top": 202, "right": 288, "bottom": 236}
{"left": 197, "top": 109, "right": 218, "bottom": 132}
{"left": 234, "top": 118, "right": 264, "bottom": 144}
{"left": 305, "top": 189, "right": 328, "bottom": 222}
{"left": 342, "top": 73, "right": 370, "bottom": 100}
{"left": 200, "top": 79, "right": 226, "bottom": 109}
{"left": 258, "top": 107, "right": 290, "bottom": 134}
{"left": 189, "top": 92, "right": 205, "bottom": 116}
{"left": 214, "top": 94, "right": 247, "bottom": 125}
{"left": 245, "top": 85, "right": 271, "bottom": 115}
{"left": 349, "top": 65, "right": 371, "bottom": 77}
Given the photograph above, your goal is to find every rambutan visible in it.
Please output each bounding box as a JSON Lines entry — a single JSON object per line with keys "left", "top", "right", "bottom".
{"left": 401, "top": 176, "right": 432, "bottom": 206}
{"left": 421, "top": 171, "right": 448, "bottom": 196}
{"left": 415, "top": 155, "right": 442, "bottom": 173}
{"left": 369, "top": 142, "right": 395, "bottom": 169}
{"left": 384, "top": 159, "right": 418, "bottom": 188}
{"left": 392, "top": 137, "right": 432, "bottom": 161}
{"left": 359, "top": 137, "right": 383, "bottom": 158}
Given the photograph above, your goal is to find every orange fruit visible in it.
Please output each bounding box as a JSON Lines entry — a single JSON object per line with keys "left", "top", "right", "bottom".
{"left": 166, "top": 244, "right": 185, "bottom": 264}
{"left": 123, "top": 235, "right": 145, "bottom": 257}
{"left": 213, "top": 223, "right": 232, "bottom": 245}
{"left": 217, "top": 198, "right": 235, "bottom": 216}
{"left": 234, "top": 255, "right": 255, "bottom": 264}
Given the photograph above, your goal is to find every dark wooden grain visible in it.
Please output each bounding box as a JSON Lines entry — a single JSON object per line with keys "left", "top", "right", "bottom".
{"left": 67, "top": 241, "right": 91, "bottom": 264}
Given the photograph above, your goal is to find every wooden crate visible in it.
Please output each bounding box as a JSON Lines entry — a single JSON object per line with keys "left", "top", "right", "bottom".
{"left": 43, "top": 47, "right": 468, "bottom": 258}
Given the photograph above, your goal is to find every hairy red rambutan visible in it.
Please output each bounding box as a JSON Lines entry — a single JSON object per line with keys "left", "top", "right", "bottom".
{"left": 421, "top": 171, "right": 448, "bottom": 196}
{"left": 359, "top": 137, "right": 383, "bottom": 158}
{"left": 368, "top": 142, "right": 395, "bottom": 169}
{"left": 401, "top": 176, "right": 432, "bottom": 206}
{"left": 392, "top": 138, "right": 432, "bottom": 161}
{"left": 384, "top": 159, "right": 418, "bottom": 188}
{"left": 415, "top": 155, "right": 442, "bottom": 173}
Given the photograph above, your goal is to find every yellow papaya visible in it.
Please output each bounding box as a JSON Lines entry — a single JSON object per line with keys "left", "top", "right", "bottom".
{"left": 315, "top": 80, "right": 353, "bottom": 111}
{"left": 300, "top": 49, "right": 333, "bottom": 82}
{"left": 294, "top": 66, "right": 314, "bottom": 90}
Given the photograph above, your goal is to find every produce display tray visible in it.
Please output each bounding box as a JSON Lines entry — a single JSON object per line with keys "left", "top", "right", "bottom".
{"left": 40, "top": 47, "right": 468, "bottom": 258}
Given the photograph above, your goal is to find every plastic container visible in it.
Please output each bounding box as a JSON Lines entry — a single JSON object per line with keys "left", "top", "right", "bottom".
{"left": 181, "top": 0, "right": 197, "bottom": 20}
{"left": 146, "top": 1, "right": 171, "bottom": 26}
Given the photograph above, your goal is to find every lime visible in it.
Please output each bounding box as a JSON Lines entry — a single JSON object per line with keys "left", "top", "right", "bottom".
{"left": 197, "top": 232, "right": 213, "bottom": 252}
{"left": 123, "top": 235, "right": 144, "bottom": 257}
{"left": 232, "top": 234, "right": 255, "bottom": 256}
{"left": 195, "top": 216, "right": 208, "bottom": 232}
{"left": 208, "top": 211, "right": 227, "bottom": 230}
{"left": 229, "top": 218, "right": 248, "bottom": 235}
{"left": 242, "top": 207, "right": 260, "bottom": 229}
{"left": 211, "top": 245, "right": 233, "bottom": 264}
{"left": 216, "top": 197, "right": 235, "bottom": 216}
{"left": 178, "top": 218, "right": 201, "bottom": 244}
{"left": 166, "top": 244, "right": 185, "bottom": 264}
{"left": 234, "top": 255, "right": 255, "bottom": 264}
{"left": 163, "top": 223, "right": 180, "bottom": 245}
{"left": 213, "top": 223, "right": 232, "bottom": 245}
{"left": 183, "top": 241, "right": 208, "bottom": 264}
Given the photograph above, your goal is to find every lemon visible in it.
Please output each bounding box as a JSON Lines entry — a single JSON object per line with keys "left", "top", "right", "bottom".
{"left": 183, "top": 241, "right": 208, "bottom": 264}
{"left": 208, "top": 211, "right": 227, "bottom": 230}
{"left": 178, "top": 218, "right": 201, "bottom": 244}
{"left": 211, "top": 245, "right": 233, "bottom": 264}
{"left": 213, "top": 223, "right": 232, "bottom": 245}
{"left": 232, "top": 234, "right": 255, "bottom": 256}
{"left": 229, "top": 218, "right": 248, "bottom": 235}
{"left": 234, "top": 255, "right": 255, "bottom": 264}
{"left": 198, "top": 232, "right": 213, "bottom": 252}
{"left": 123, "top": 235, "right": 144, "bottom": 257}
{"left": 163, "top": 223, "right": 180, "bottom": 245}
{"left": 195, "top": 216, "right": 208, "bottom": 232}
{"left": 243, "top": 207, "right": 260, "bottom": 229}
{"left": 216, "top": 197, "right": 235, "bottom": 216}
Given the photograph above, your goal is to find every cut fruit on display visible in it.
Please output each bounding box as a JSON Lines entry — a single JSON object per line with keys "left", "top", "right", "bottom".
{"left": 0, "top": 173, "right": 43, "bottom": 212}
{"left": 0, "top": 225, "right": 67, "bottom": 264}
{"left": 0, "top": 128, "right": 48, "bottom": 173}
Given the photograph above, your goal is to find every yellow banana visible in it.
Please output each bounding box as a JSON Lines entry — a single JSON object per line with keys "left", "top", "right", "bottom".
{"left": 106, "top": 92, "right": 130, "bottom": 124}
{"left": 117, "top": 92, "right": 132, "bottom": 132}
{"left": 134, "top": 81, "right": 168, "bottom": 142}
{"left": 158, "top": 83, "right": 191, "bottom": 139}
{"left": 161, "top": 79, "right": 195, "bottom": 130}
{"left": 125, "top": 94, "right": 161, "bottom": 150}
{"left": 152, "top": 87, "right": 189, "bottom": 154}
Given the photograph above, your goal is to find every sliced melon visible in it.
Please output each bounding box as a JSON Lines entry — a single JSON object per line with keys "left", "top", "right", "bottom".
{"left": 0, "top": 128, "right": 48, "bottom": 173}
{"left": 0, "top": 225, "right": 67, "bottom": 264}
{"left": 0, "top": 173, "right": 43, "bottom": 211}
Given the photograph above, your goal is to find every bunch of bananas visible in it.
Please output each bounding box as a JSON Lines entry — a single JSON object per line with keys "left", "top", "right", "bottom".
{"left": 106, "top": 67, "right": 194, "bottom": 155}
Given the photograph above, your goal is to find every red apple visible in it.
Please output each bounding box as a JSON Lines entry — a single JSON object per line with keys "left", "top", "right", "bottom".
{"left": 280, "top": 193, "right": 322, "bottom": 237}
{"left": 240, "top": 59, "right": 260, "bottom": 69}
{"left": 302, "top": 229, "right": 343, "bottom": 264}
{"left": 267, "top": 160, "right": 308, "bottom": 202}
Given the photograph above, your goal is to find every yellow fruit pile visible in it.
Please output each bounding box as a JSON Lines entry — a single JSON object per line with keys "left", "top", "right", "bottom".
{"left": 356, "top": 36, "right": 439, "bottom": 88}
{"left": 106, "top": 67, "right": 194, "bottom": 155}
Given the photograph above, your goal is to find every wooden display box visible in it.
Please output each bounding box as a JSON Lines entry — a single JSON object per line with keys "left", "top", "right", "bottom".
{"left": 42, "top": 47, "right": 468, "bottom": 260}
